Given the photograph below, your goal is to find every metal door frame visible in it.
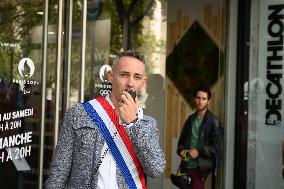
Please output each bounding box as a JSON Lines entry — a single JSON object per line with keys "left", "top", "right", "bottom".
{"left": 38, "top": 0, "right": 87, "bottom": 188}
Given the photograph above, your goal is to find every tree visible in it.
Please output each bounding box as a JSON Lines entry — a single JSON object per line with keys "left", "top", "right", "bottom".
{"left": 113, "top": 0, "right": 155, "bottom": 49}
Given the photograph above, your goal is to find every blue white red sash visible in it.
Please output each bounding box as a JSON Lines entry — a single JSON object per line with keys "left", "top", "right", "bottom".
{"left": 83, "top": 97, "right": 146, "bottom": 189}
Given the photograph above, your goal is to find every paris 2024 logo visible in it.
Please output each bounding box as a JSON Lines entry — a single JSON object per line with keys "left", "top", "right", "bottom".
{"left": 13, "top": 58, "right": 40, "bottom": 94}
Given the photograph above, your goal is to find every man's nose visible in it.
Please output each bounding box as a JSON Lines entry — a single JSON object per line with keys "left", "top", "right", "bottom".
{"left": 126, "top": 76, "right": 134, "bottom": 87}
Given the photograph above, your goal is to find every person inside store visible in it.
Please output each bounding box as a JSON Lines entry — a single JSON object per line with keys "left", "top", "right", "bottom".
{"left": 177, "top": 86, "right": 223, "bottom": 189}
{"left": 45, "top": 50, "right": 166, "bottom": 189}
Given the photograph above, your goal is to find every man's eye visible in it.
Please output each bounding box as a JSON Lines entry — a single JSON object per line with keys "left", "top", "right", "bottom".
{"left": 134, "top": 75, "right": 143, "bottom": 80}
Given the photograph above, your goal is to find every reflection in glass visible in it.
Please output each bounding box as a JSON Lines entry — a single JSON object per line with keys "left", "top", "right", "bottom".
{"left": 0, "top": 0, "right": 44, "bottom": 188}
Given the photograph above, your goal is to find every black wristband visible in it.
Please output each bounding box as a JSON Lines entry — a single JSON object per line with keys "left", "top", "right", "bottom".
{"left": 129, "top": 117, "right": 138, "bottom": 124}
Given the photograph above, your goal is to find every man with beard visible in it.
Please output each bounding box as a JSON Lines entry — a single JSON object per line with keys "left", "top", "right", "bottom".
{"left": 176, "top": 87, "right": 223, "bottom": 189}
{"left": 46, "top": 50, "right": 166, "bottom": 189}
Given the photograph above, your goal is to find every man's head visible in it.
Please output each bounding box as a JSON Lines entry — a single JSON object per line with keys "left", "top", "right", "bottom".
{"left": 108, "top": 50, "right": 147, "bottom": 103}
{"left": 112, "top": 50, "right": 146, "bottom": 67}
{"left": 193, "top": 86, "right": 211, "bottom": 112}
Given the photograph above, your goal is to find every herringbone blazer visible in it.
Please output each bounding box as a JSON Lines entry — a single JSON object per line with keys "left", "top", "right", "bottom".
{"left": 45, "top": 101, "right": 166, "bottom": 189}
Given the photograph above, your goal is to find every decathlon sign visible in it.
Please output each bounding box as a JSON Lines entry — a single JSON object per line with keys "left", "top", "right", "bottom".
{"left": 254, "top": 1, "right": 284, "bottom": 188}
{"left": 265, "top": 4, "right": 284, "bottom": 126}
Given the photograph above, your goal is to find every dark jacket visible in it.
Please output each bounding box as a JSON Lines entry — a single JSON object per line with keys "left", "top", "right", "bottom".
{"left": 177, "top": 110, "right": 223, "bottom": 179}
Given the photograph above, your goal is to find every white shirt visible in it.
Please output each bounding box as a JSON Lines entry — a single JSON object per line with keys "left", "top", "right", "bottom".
{"left": 96, "top": 95, "right": 143, "bottom": 189}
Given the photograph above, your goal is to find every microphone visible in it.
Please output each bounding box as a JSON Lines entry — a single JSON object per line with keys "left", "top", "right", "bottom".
{"left": 125, "top": 89, "right": 136, "bottom": 102}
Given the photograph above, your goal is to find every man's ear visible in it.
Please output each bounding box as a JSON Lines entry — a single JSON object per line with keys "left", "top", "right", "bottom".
{"left": 107, "top": 70, "right": 113, "bottom": 84}
{"left": 141, "top": 76, "right": 148, "bottom": 88}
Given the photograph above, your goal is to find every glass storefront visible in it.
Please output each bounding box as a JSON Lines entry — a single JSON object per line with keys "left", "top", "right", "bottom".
{"left": 233, "top": 0, "right": 284, "bottom": 188}
{"left": 247, "top": 0, "right": 284, "bottom": 188}
{"left": 0, "top": 0, "right": 167, "bottom": 188}
{"left": 165, "top": 0, "right": 227, "bottom": 189}
{"left": 1, "top": 0, "right": 231, "bottom": 188}
{"left": 0, "top": 1, "right": 44, "bottom": 188}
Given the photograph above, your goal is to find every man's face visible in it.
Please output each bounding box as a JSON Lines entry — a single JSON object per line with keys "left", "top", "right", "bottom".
{"left": 195, "top": 91, "right": 209, "bottom": 112}
{"left": 108, "top": 56, "right": 147, "bottom": 102}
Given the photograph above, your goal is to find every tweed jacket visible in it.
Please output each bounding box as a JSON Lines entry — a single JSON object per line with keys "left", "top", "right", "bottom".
{"left": 45, "top": 101, "right": 166, "bottom": 189}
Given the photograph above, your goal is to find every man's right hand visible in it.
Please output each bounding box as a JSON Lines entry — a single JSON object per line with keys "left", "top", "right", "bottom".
{"left": 119, "top": 91, "right": 139, "bottom": 124}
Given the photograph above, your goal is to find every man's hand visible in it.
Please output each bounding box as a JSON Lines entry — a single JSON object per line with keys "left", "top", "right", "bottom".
{"left": 189, "top": 148, "right": 199, "bottom": 159}
{"left": 118, "top": 91, "right": 138, "bottom": 124}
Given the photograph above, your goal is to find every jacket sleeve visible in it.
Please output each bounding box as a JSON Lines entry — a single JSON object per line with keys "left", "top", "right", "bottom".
{"left": 177, "top": 117, "right": 191, "bottom": 155}
{"left": 126, "top": 115, "right": 166, "bottom": 177}
{"left": 196, "top": 117, "right": 223, "bottom": 159}
{"left": 45, "top": 107, "right": 75, "bottom": 189}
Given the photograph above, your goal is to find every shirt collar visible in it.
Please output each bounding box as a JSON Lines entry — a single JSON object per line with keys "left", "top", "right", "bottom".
{"left": 105, "top": 95, "right": 115, "bottom": 109}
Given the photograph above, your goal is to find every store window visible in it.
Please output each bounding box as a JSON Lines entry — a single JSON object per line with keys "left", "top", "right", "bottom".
{"left": 248, "top": 0, "right": 284, "bottom": 188}
{"left": 82, "top": 0, "right": 167, "bottom": 103}
{"left": 0, "top": 0, "right": 167, "bottom": 188}
{"left": 82, "top": 1, "right": 168, "bottom": 188}
{"left": 165, "top": 0, "right": 226, "bottom": 188}
{"left": 0, "top": 1, "right": 44, "bottom": 188}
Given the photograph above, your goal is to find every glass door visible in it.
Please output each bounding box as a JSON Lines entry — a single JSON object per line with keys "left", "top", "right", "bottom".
{"left": 1, "top": 0, "right": 168, "bottom": 188}
{"left": 0, "top": 1, "right": 44, "bottom": 188}
{"left": 235, "top": 0, "right": 284, "bottom": 188}
{"left": 247, "top": 0, "right": 284, "bottom": 188}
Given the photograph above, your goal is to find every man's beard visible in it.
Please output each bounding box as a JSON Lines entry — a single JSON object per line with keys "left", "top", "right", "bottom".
{"left": 196, "top": 104, "right": 208, "bottom": 112}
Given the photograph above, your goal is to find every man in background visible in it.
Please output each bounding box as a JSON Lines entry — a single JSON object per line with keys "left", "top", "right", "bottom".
{"left": 177, "top": 86, "right": 223, "bottom": 189}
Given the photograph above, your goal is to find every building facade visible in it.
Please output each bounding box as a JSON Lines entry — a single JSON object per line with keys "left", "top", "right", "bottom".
{"left": 0, "top": 0, "right": 283, "bottom": 189}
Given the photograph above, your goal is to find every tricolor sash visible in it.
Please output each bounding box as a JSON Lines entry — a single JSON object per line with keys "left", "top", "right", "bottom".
{"left": 82, "top": 97, "right": 146, "bottom": 189}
